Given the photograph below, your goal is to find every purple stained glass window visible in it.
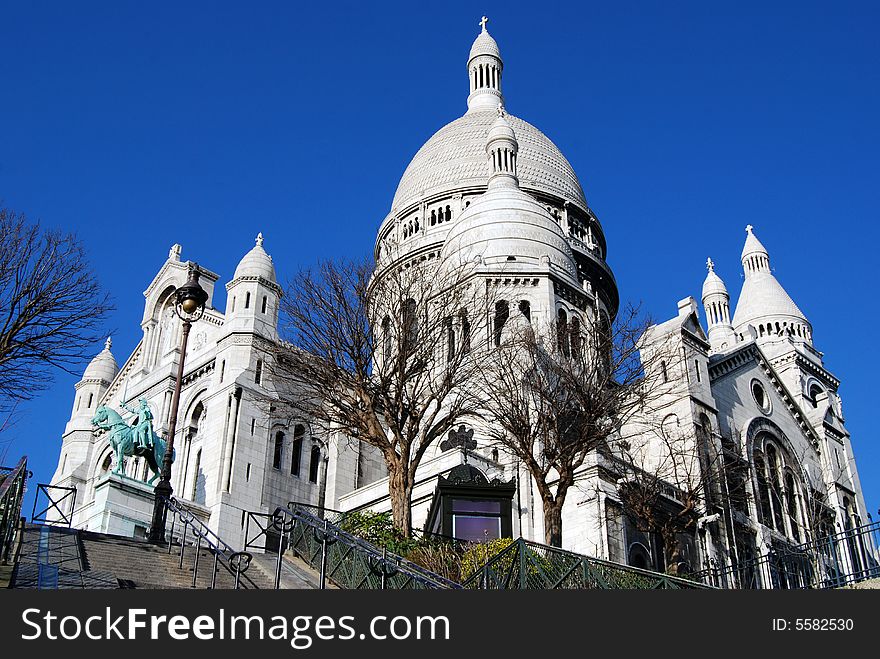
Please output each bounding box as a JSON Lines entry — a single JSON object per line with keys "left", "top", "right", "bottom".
{"left": 452, "top": 499, "right": 501, "bottom": 514}
{"left": 453, "top": 515, "right": 501, "bottom": 542}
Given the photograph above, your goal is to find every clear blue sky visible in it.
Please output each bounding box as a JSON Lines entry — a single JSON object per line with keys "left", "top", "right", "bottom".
{"left": 2, "top": 1, "right": 878, "bottom": 521}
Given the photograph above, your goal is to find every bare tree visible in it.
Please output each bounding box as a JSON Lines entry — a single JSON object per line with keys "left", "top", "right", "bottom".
{"left": 478, "top": 304, "right": 654, "bottom": 547}
{"left": 268, "top": 254, "right": 485, "bottom": 536}
{"left": 611, "top": 413, "right": 752, "bottom": 575}
{"left": 0, "top": 207, "right": 113, "bottom": 420}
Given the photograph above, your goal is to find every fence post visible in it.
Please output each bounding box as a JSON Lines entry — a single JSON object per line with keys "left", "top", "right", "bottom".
{"left": 192, "top": 534, "right": 201, "bottom": 588}
{"left": 210, "top": 551, "right": 219, "bottom": 589}
{"left": 178, "top": 520, "right": 187, "bottom": 569}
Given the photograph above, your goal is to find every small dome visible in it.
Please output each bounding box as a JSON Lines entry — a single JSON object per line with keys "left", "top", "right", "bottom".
{"left": 741, "top": 224, "right": 768, "bottom": 260}
{"left": 701, "top": 258, "right": 728, "bottom": 300}
{"left": 233, "top": 233, "right": 276, "bottom": 283}
{"left": 487, "top": 112, "right": 516, "bottom": 144}
{"left": 732, "top": 227, "right": 812, "bottom": 341}
{"left": 469, "top": 24, "right": 501, "bottom": 63}
{"left": 441, "top": 186, "right": 579, "bottom": 284}
{"left": 82, "top": 337, "right": 118, "bottom": 383}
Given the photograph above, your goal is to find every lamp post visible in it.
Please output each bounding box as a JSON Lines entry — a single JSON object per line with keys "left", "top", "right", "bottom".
{"left": 148, "top": 265, "right": 209, "bottom": 544}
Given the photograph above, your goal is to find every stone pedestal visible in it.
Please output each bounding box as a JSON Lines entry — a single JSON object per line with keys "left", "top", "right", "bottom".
{"left": 91, "top": 473, "right": 158, "bottom": 539}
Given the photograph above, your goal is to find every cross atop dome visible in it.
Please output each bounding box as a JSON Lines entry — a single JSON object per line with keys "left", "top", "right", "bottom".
{"left": 104, "top": 336, "right": 112, "bottom": 351}
{"left": 746, "top": 224, "right": 753, "bottom": 234}
{"left": 467, "top": 18, "right": 504, "bottom": 112}
{"left": 256, "top": 232, "right": 264, "bottom": 247}
{"left": 706, "top": 257, "right": 715, "bottom": 272}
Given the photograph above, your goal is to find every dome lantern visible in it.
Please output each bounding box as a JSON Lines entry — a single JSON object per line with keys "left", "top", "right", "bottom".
{"left": 732, "top": 226, "right": 813, "bottom": 345}
{"left": 701, "top": 258, "right": 735, "bottom": 352}
{"left": 467, "top": 17, "right": 504, "bottom": 113}
{"left": 486, "top": 107, "right": 519, "bottom": 189}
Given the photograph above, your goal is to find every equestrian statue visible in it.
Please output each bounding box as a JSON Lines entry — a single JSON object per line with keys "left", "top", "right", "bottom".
{"left": 91, "top": 398, "right": 173, "bottom": 484}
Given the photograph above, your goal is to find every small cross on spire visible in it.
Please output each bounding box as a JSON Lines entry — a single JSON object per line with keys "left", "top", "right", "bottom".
{"left": 256, "top": 232, "right": 264, "bottom": 247}
{"left": 479, "top": 16, "right": 489, "bottom": 32}
{"left": 745, "top": 224, "right": 753, "bottom": 234}
{"left": 706, "top": 257, "right": 714, "bottom": 272}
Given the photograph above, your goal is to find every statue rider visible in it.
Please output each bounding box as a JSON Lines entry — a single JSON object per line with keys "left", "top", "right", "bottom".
{"left": 121, "top": 397, "right": 154, "bottom": 454}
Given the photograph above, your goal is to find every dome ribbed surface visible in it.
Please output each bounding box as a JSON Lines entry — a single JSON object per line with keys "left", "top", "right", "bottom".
{"left": 702, "top": 269, "right": 728, "bottom": 299}
{"left": 233, "top": 239, "right": 277, "bottom": 283}
{"left": 469, "top": 30, "right": 501, "bottom": 62}
{"left": 83, "top": 343, "right": 118, "bottom": 383}
{"left": 391, "top": 110, "right": 587, "bottom": 212}
{"left": 732, "top": 272, "right": 808, "bottom": 330}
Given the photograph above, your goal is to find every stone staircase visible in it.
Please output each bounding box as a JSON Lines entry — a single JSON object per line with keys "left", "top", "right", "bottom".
{"left": 9, "top": 524, "right": 279, "bottom": 589}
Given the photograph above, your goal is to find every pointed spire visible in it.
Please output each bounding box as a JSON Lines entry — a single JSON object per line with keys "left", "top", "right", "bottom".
{"left": 741, "top": 225, "right": 770, "bottom": 275}
{"left": 104, "top": 336, "right": 113, "bottom": 351}
{"left": 732, "top": 226, "right": 813, "bottom": 345}
{"left": 467, "top": 18, "right": 504, "bottom": 113}
{"left": 701, "top": 257, "right": 734, "bottom": 352}
{"left": 485, "top": 107, "right": 519, "bottom": 189}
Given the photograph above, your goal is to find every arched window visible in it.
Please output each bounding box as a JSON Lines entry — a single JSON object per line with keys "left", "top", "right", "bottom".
{"left": 557, "top": 309, "right": 569, "bottom": 357}
{"left": 784, "top": 471, "right": 801, "bottom": 541}
{"left": 403, "top": 299, "right": 417, "bottom": 352}
{"left": 460, "top": 310, "right": 471, "bottom": 354}
{"left": 808, "top": 383, "right": 823, "bottom": 408}
{"left": 753, "top": 449, "right": 773, "bottom": 527}
{"left": 261, "top": 296, "right": 268, "bottom": 314}
{"left": 766, "top": 445, "right": 784, "bottom": 531}
{"left": 88, "top": 393, "right": 94, "bottom": 408}
{"left": 220, "top": 360, "right": 225, "bottom": 383}
{"left": 660, "top": 361, "right": 668, "bottom": 383}
{"left": 518, "top": 300, "right": 531, "bottom": 323}
{"left": 381, "top": 316, "right": 392, "bottom": 362}
{"left": 191, "top": 449, "right": 205, "bottom": 505}
{"left": 570, "top": 316, "right": 581, "bottom": 356}
{"left": 255, "top": 360, "right": 263, "bottom": 385}
{"left": 494, "top": 300, "right": 509, "bottom": 347}
{"left": 445, "top": 316, "right": 455, "bottom": 363}
{"left": 291, "top": 425, "right": 304, "bottom": 476}
{"left": 273, "top": 431, "right": 284, "bottom": 469}
{"left": 309, "top": 445, "right": 321, "bottom": 484}
{"left": 245, "top": 292, "right": 251, "bottom": 309}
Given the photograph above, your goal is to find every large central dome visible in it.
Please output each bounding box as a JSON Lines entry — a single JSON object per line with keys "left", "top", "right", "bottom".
{"left": 391, "top": 110, "right": 587, "bottom": 213}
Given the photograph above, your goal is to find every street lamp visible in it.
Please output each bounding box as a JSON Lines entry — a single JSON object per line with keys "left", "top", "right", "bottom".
{"left": 148, "top": 265, "right": 209, "bottom": 544}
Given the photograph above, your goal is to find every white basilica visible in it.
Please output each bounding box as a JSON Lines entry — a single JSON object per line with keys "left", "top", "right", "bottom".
{"left": 49, "top": 21, "right": 869, "bottom": 578}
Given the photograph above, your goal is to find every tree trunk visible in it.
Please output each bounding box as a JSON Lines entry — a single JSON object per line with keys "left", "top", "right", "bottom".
{"left": 543, "top": 499, "right": 564, "bottom": 548}
{"left": 663, "top": 529, "right": 683, "bottom": 575}
{"left": 387, "top": 463, "right": 413, "bottom": 538}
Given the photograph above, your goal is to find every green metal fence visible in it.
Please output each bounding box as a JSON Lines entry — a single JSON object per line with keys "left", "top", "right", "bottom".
{"left": 284, "top": 505, "right": 461, "bottom": 590}
{"left": 462, "top": 538, "right": 712, "bottom": 589}
{"left": 1, "top": 457, "right": 29, "bottom": 564}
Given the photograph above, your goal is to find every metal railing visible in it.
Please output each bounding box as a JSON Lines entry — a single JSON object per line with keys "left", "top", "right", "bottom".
{"left": 244, "top": 502, "right": 460, "bottom": 589}
{"left": 698, "top": 520, "right": 880, "bottom": 590}
{"left": 462, "top": 538, "right": 712, "bottom": 589}
{"left": 31, "top": 483, "right": 76, "bottom": 527}
{"left": 1, "top": 457, "right": 30, "bottom": 564}
{"left": 160, "top": 496, "right": 257, "bottom": 589}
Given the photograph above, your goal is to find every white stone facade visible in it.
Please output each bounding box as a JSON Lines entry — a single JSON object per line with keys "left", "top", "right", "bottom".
{"left": 50, "top": 21, "right": 869, "bottom": 578}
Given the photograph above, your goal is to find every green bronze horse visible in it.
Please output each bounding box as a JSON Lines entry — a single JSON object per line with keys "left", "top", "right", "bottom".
{"left": 92, "top": 405, "right": 173, "bottom": 484}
